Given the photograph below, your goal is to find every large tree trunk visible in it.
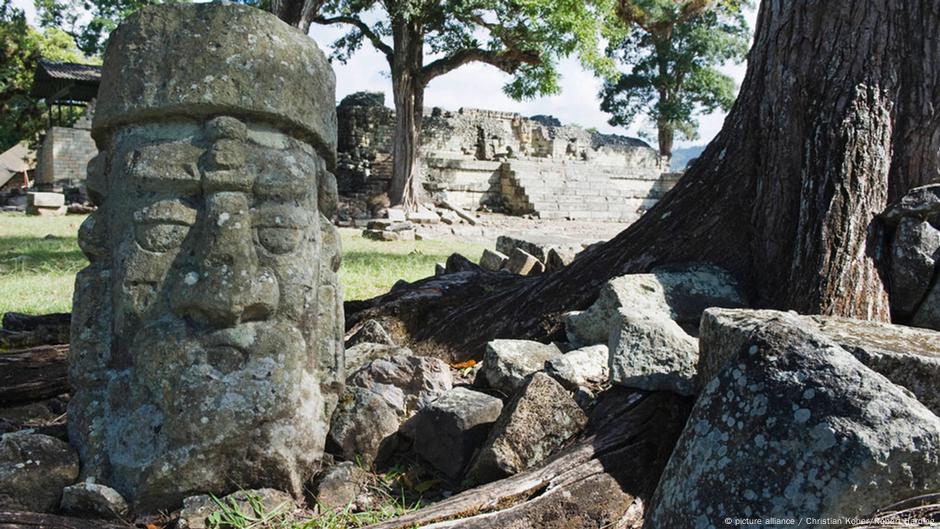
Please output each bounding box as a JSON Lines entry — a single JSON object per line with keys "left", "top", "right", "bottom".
{"left": 656, "top": 119, "right": 673, "bottom": 159}
{"left": 348, "top": 0, "right": 940, "bottom": 361}
{"left": 388, "top": 19, "right": 424, "bottom": 210}
{"left": 269, "top": 0, "right": 324, "bottom": 33}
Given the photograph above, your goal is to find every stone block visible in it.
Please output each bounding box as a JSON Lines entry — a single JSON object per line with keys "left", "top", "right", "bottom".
{"left": 412, "top": 387, "right": 504, "bottom": 480}
{"left": 545, "top": 344, "right": 609, "bottom": 390}
{"left": 0, "top": 431, "right": 79, "bottom": 513}
{"left": 468, "top": 373, "right": 587, "bottom": 484}
{"left": 479, "top": 248, "right": 509, "bottom": 271}
{"left": 608, "top": 309, "right": 699, "bottom": 396}
{"left": 480, "top": 339, "right": 562, "bottom": 395}
{"left": 505, "top": 248, "right": 544, "bottom": 276}
{"left": 27, "top": 192, "right": 65, "bottom": 208}
{"left": 646, "top": 311, "right": 940, "bottom": 528}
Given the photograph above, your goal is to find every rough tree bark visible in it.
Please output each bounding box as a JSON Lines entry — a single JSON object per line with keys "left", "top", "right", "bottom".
{"left": 269, "top": 0, "right": 324, "bottom": 33}
{"left": 348, "top": 0, "right": 940, "bottom": 361}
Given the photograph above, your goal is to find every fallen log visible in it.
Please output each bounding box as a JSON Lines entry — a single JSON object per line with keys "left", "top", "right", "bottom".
{"left": 1, "top": 313, "right": 71, "bottom": 332}
{"left": 0, "top": 512, "right": 129, "bottom": 529}
{"left": 0, "top": 345, "right": 70, "bottom": 405}
{"left": 364, "top": 390, "right": 692, "bottom": 529}
{"left": 0, "top": 313, "right": 71, "bottom": 349}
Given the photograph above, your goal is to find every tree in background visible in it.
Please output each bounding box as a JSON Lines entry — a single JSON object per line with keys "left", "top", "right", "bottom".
{"left": 599, "top": 0, "right": 749, "bottom": 158}
{"left": 0, "top": 0, "right": 91, "bottom": 151}
{"left": 272, "top": 0, "right": 619, "bottom": 210}
{"left": 34, "top": 0, "right": 189, "bottom": 56}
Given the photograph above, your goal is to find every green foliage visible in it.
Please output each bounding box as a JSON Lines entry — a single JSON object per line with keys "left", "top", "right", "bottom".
{"left": 600, "top": 0, "right": 750, "bottom": 153}
{"left": 34, "top": 0, "right": 191, "bottom": 56}
{"left": 318, "top": 0, "right": 622, "bottom": 99}
{"left": 0, "top": 0, "right": 91, "bottom": 150}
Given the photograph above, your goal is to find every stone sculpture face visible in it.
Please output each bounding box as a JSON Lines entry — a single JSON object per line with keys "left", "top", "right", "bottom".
{"left": 67, "top": 4, "right": 343, "bottom": 511}
{"left": 70, "top": 115, "right": 343, "bottom": 510}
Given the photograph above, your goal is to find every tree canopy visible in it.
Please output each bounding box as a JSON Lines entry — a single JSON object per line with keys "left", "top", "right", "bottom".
{"left": 0, "top": 0, "right": 92, "bottom": 151}
{"left": 313, "top": 0, "right": 619, "bottom": 99}
{"left": 34, "top": 0, "right": 190, "bottom": 56}
{"left": 600, "top": 0, "right": 749, "bottom": 156}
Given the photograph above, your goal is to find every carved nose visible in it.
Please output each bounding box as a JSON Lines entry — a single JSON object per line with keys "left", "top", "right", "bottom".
{"left": 173, "top": 192, "right": 278, "bottom": 326}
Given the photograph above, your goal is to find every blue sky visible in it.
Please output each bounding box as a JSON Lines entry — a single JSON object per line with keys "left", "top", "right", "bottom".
{"left": 13, "top": 0, "right": 756, "bottom": 147}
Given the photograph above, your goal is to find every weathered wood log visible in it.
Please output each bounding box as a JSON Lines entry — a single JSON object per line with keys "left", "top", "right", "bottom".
{"left": 364, "top": 390, "right": 692, "bottom": 529}
{"left": 0, "top": 345, "right": 70, "bottom": 405}
{"left": 0, "top": 512, "right": 129, "bottom": 529}
{"left": 0, "top": 313, "right": 70, "bottom": 349}
{"left": 1, "top": 313, "right": 71, "bottom": 332}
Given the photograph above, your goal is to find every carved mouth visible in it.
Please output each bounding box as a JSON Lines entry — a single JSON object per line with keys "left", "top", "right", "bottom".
{"left": 201, "top": 328, "right": 254, "bottom": 374}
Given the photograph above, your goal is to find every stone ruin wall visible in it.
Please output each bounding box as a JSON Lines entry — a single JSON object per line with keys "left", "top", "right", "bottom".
{"left": 336, "top": 92, "right": 680, "bottom": 222}
{"left": 35, "top": 103, "right": 98, "bottom": 189}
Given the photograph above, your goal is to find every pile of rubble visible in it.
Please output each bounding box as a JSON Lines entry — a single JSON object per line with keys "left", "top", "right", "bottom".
{"left": 476, "top": 235, "right": 587, "bottom": 275}
{"left": 360, "top": 204, "right": 478, "bottom": 242}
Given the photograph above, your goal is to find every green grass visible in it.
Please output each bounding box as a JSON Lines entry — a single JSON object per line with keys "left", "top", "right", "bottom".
{"left": 203, "top": 466, "right": 423, "bottom": 529}
{"left": 0, "top": 213, "right": 486, "bottom": 315}
{"left": 338, "top": 228, "right": 485, "bottom": 301}
{"left": 0, "top": 213, "right": 88, "bottom": 315}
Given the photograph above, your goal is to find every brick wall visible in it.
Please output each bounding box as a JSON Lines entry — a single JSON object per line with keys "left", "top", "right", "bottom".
{"left": 35, "top": 126, "right": 97, "bottom": 187}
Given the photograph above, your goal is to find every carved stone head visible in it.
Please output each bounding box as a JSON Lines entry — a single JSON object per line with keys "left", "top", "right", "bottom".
{"left": 68, "top": 4, "right": 344, "bottom": 511}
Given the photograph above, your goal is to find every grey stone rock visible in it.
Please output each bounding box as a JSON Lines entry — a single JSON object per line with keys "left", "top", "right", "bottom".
{"left": 412, "top": 387, "right": 504, "bottom": 480}
{"left": 327, "top": 387, "right": 401, "bottom": 466}
{"left": 468, "top": 373, "right": 587, "bottom": 484}
{"left": 0, "top": 431, "right": 79, "bottom": 512}
{"left": 645, "top": 311, "right": 940, "bottom": 528}
{"left": 344, "top": 343, "right": 412, "bottom": 375}
{"left": 480, "top": 339, "right": 563, "bottom": 395}
{"left": 178, "top": 489, "right": 295, "bottom": 529}
{"left": 700, "top": 309, "right": 940, "bottom": 416}
{"left": 439, "top": 209, "right": 461, "bottom": 225}
{"left": 810, "top": 315, "right": 940, "bottom": 416}
{"left": 608, "top": 309, "right": 699, "bottom": 396}
{"left": 69, "top": 4, "right": 344, "bottom": 511}
{"left": 495, "top": 235, "right": 578, "bottom": 264}
{"left": 386, "top": 207, "right": 407, "bottom": 222}
{"left": 315, "top": 462, "right": 370, "bottom": 511}
{"left": 60, "top": 482, "right": 130, "bottom": 519}
{"left": 545, "top": 247, "right": 578, "bottom": 272}
{"left": 479, "top": 249, "right": 509, "bottom": 271}
{"left": 913, "top": 280, "right": 940, "bottom": 331}
{"left": 505, "top": 248, "right": 544, "bottom": 276}
{"left": 890, "top": 218, "right": 940, "bottom": 316}
{"left": 882, "top": 183, "right": 940, "bottom": 226}
{"left": 545, "top": 344, "right": 609, "bottom": 390}
{"left": 345, "top": 319, "right": 396, "bottom": 348}
{"left": 28, "top": 192, "right": 65, "bottom": 208}
{"left": 564, "top": 264, "right": 747, "bottom": 347}
{"left": 348, "top": 354, "right": 453, "bottom": 415}
{"left": 407, "top": 208, "right": 440, "bottom": 224}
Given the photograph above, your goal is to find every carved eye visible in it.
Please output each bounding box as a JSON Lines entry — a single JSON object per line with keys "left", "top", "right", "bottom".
{"left": 257, "top": 227, "right": 304, "bottom": 255}
{"left": 136, "top": 223, "right": 190, "bottom": 253}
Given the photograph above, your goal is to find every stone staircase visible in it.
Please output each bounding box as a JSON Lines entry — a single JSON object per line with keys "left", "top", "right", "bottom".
{"left": 501, "top": 159, "right": 680, "bottom": 222}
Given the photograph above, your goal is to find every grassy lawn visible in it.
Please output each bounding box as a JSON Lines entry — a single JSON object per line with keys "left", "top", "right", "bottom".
{"left": 0, "top": 213, "right": 485, "bottom": 316}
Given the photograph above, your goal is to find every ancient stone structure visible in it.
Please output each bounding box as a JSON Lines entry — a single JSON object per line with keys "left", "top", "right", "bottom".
{"left": 35, "top": 106, "right": 97, "bottom": 189}
{"left": 68, "top": 4, "right": 344, "bottom": 511}
{"left": 335, "top": 92, "right": 680, "bottom": 222}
